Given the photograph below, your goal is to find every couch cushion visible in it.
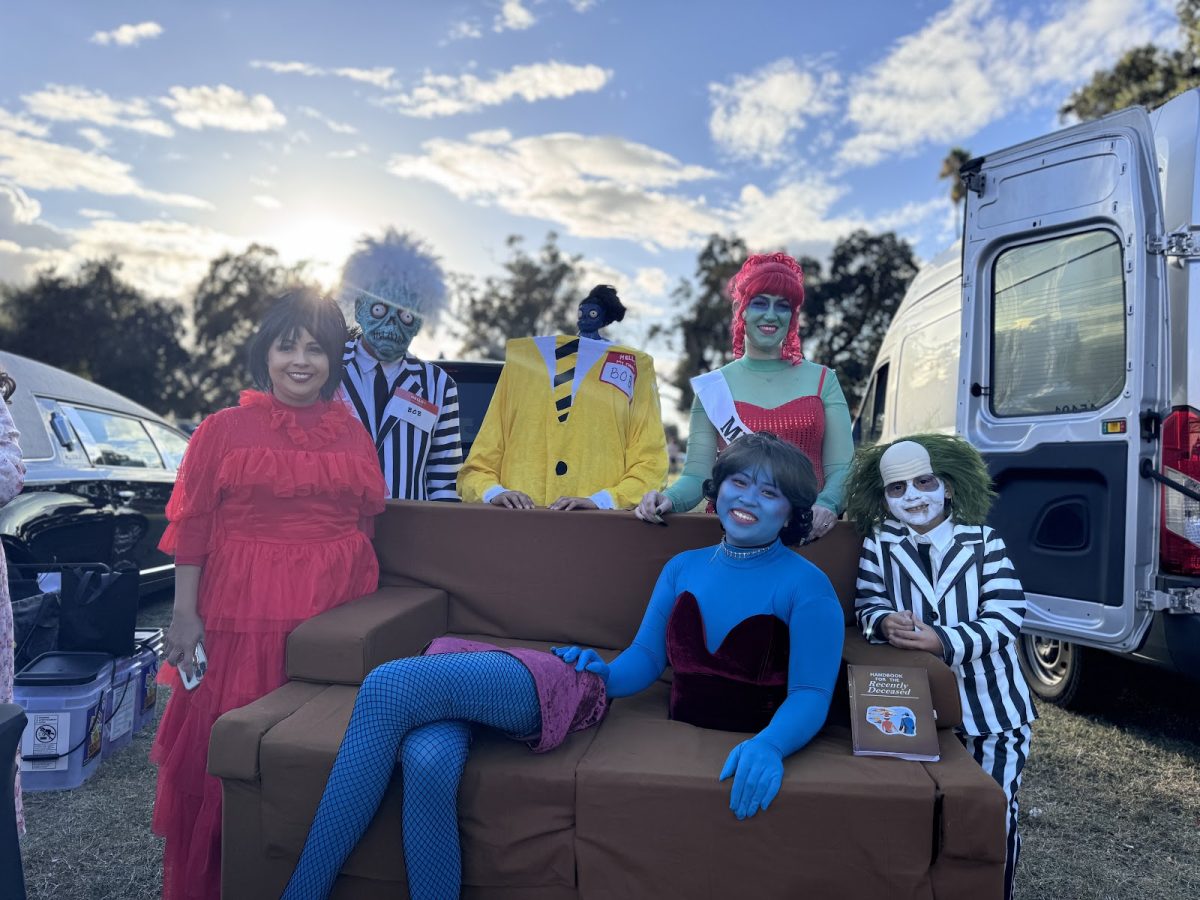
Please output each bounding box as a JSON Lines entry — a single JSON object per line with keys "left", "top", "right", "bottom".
{"left": 575, "top": 698, "right": 937, "bottom": 900}
{"left": 287, "top": 586, "right": 448, "bottom": 685}
{"left": 257, "top": 655, "right": 599, "bottom": 889}
{"left": 373, "top": 501, "right": 863, "bottom": 649}
{"left": 923, "top": 729, "right": 1007, "bottom": 900}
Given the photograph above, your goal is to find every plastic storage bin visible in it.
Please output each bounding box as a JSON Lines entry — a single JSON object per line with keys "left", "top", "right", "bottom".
{"left": 15, "top": 652, "right": 113, "bottom": 791}
{"left": 102, "top": 654, "right": 140, "bottom": 758}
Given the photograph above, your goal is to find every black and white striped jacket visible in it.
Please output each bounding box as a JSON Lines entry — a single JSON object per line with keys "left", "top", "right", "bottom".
{"left": 855, "top": 520, "right": 1037, "bottom": 735}
{"left": 340, "top": 340, "right": 462, "bottom": 501}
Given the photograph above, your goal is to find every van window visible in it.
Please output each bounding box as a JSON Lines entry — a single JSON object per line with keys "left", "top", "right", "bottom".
{"left": 991, "top": 230, "right": 1126, "bottom": 416}
{"left": 896, "top": 308, "right": 960, "bottom": 434}
{"left": 64, "top": 406, "right": 165, "bottom": 469}
{"left": 860, "top": 363, "right": 890, "bottom": 445}
{"left": 144, "top": 421, "right": 189, "bottom": 470}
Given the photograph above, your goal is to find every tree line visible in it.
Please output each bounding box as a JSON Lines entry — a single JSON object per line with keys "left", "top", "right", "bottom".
{"left": 0, "top": 228, "right": 919, "bottom": 420}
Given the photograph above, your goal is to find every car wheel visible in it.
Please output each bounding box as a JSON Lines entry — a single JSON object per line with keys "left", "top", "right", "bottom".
{"left": 1017, "top": 632, "right": 1109, "bottom": 708}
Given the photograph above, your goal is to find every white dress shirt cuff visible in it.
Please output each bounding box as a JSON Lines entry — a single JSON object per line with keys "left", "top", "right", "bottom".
{"left": 589, "top": 490, "right": 615, "bottom": 510}
{"left": 482, "top": 485, "right": 509, "bottom": 504}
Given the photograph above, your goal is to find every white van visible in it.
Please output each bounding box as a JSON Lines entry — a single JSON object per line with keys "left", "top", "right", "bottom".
{"left": 858, "top": 90, "right": 1200, "bottom": 706}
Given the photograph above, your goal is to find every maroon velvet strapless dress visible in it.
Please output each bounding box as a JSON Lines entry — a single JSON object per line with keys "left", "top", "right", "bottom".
{"left": 665, "top": 592, "right": 789, "bottom": 733}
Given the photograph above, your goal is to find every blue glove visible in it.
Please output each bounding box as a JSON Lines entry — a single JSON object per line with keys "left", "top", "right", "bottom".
{"left": 551, "top": 646, "right": 610, "bottom": 683}
{"left": 718, "top": 738, "right": 784, "bottom": 820}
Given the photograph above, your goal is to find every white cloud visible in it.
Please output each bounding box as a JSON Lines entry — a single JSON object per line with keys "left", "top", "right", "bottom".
{"left": 838, "top": 0, "right": 1178, "bottom": 167}
{"left": 253, "top": 194, "right": 283, "bottom": 209}
{"left": 90, "top": 21, "right": 163, "bottom": 47}
{"left": 0, "top": 181, "right": 70, "bottom": 283}
{"left": 250, "top": 60, "right": 396, "bottom": 89}
{"left": 495, "top": 0, "right": 536, "bottom": 32}
{"left": 568, "top": 0, "right": 599, "bottom": 11}
{"left": 78, "top": 127, "right": 110, "bottom": 149}
{"left": 23, "top": 85, "right": 174, "bottom": 137}
{"left": 0, "top": 130, "right": 210, "bottom": 208}
{"left": 161, "top": 85, "right": 286, "bottom": 131}
{"left": 387, "top": 131, "right": 722, "bottom": 249}
{"left": 327, "top": 144, "right": 370, "bottom": 159}
{"left": 447, "top": 20, "right": 484, "bottom": 41}
{"left": 78, "top": 208, "right": 116, "bottom": 219}
{"left": 634, "top": 267, "right": 670, "bottom": 297}
{"left": 0, "top": 108, "right": 48, "bottom": 137}
{"left": 709, "top": 59, "right": 840, "bottom": 165}
{"left": 382, "top": 61, "right": 611, "bottom": 118}
{"left": 297, "top": 106, "right": 357, "bottom": 134}
{"left": 56, "top": 218, "right": 240, "bottom": 298}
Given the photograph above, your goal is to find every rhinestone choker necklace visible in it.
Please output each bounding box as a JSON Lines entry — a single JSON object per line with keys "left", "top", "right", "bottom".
{"left": 719, "top": 539, "right": 774, "bottom": 560}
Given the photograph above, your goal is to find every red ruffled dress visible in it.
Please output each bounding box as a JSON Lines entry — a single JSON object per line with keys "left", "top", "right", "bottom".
{"left": 150, "top": 391, "right": 387, "bottom": 900}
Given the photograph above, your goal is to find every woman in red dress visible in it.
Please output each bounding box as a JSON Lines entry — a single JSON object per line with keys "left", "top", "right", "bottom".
{"left": 636, "top": 253, "right": 853, "bottom": 539}
{"left": 151, "top": 289, "right": 387, "bottom": 900}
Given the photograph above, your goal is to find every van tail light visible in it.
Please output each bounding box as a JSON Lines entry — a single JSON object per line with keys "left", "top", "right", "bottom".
{"left": 1160, "top": 407, "right": 1200, "bottom": 576}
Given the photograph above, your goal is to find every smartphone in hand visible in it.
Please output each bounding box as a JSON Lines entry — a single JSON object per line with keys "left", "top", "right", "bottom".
{"left": 180, "top": 643, "right": 207, "bottom": 691}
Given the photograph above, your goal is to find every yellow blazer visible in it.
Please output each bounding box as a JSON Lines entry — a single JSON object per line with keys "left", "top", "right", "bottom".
{"left": 460, "top": 336, "right": 668, "bottom": 508}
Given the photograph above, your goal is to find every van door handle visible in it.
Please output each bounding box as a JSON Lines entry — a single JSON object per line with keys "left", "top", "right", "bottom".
{"left": 970, "top": 382, "right": 991, "bottom": 397}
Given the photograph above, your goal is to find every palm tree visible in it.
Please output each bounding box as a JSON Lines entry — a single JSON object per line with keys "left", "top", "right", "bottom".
{"left": 939, "top": 147, "right": 971, "bottom": 235}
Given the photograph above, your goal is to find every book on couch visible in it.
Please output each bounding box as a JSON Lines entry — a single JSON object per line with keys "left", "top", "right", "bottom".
{"left": 847, "top": 665, "right": 940, "bottom": 762}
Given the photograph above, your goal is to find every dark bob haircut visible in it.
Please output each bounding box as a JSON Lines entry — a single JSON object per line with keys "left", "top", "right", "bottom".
{"left": 583, "top": 284, "right": 626, "bottom": 326}
{"left": 247, "top": 288, "right": 349, "bottom": 400}
{"left": 702, "top": 431, "right": 818, "bottom": 545}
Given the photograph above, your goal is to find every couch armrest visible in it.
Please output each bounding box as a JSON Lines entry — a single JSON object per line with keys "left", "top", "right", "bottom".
{"left": 208, "top": 680, "right": 326, "bottom": 781}
{"left": 842, "top": 626, "right": 963, "bottom": 729}
{"left": 286, "top": 586, "right": 448, "bottom": 685}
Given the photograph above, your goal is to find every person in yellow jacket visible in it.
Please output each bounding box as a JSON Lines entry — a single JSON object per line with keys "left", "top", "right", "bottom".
{"left": 460, "top": 285, "right": 668, "bottom": 509}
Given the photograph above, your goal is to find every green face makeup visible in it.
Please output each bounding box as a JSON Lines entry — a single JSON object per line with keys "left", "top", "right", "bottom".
{"left": 743, "top": 294, "right": 792, "bottom": 355}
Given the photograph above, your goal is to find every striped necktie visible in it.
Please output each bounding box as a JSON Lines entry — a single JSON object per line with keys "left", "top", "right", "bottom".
{"left": 553, "top": 337, "right": 579, "bottom": 423}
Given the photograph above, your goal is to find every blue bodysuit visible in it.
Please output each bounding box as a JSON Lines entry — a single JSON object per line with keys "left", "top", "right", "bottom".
{"left": 282, "top": 540, "right": 844, "bottom": 900}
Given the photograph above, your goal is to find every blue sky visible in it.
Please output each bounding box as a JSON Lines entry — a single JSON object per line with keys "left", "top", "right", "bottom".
{"left": 0, "top": 0, "right": 1183, "bottom": 360}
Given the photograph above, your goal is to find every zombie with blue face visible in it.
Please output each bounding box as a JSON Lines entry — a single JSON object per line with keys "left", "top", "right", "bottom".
{"left": 459, "top": 283, "right": 667, "bottom": 510}
{"left": 281, "top": 432, "right": 843, "bottom": 900}
{"left": 338, "top": 230, "right": 463, "bottom": 500}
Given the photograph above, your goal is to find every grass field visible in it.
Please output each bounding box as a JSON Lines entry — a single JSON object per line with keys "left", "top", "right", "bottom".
{"left": 16, "top": 595, "right": 1200, "bottom": 899}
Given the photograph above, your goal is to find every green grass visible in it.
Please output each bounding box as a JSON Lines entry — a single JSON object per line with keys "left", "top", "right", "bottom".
{"left": 17, "top": 599, "right": 1200, "bottom": 898}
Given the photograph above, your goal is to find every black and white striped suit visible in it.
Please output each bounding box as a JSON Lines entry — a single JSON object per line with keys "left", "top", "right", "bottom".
{"left": 340, "top": 340, "right": 462, "bottom": 501}
{"left": 855, "top": 519, "right": 1035, "bottom": 900}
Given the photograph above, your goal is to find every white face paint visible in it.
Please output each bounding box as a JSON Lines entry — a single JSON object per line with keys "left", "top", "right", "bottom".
{"left": 886, "top": 481, "right": 947, "bottom": 533}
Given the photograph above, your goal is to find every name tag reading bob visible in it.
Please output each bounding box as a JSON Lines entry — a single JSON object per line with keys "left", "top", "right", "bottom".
{"left": 393, "top": 387, "right": 440, "bottom": 433}
{"left": 599, "top": 351, "right": 637, "bottom": 402}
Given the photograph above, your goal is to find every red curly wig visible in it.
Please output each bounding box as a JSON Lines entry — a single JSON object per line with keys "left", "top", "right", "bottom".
{"left": 727, "top": 252, "right": 805, "bottom": 365}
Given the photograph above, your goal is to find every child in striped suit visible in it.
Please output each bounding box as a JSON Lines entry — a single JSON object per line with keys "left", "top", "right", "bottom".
{"left": 846, "top": 434, "right": 1036, "bottom": 900}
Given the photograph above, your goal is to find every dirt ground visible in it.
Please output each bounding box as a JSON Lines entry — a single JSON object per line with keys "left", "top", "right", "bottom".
{"left": 16, "top": 594, "right": 1200, "bottom": 899}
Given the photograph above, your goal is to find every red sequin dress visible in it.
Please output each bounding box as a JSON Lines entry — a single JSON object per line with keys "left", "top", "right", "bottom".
{"left": 732, "top": 368, "right": 829, "bottom": 490}
{"left": 151, "top": 391, "right": 386, "bottom": 900}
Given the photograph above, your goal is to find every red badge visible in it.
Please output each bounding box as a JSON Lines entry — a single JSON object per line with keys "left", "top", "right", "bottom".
{"left": 599, "top": 351, "right": 637, "bottom": 402}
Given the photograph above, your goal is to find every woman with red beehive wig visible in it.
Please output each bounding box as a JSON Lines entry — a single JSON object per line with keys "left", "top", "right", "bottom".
{"left": 636, "top": 252, "right": 852, "bottom": 540}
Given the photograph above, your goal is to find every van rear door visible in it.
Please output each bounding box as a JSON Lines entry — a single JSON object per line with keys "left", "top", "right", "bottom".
{"left": 959, "top": 107, "right": 1168, "bottom": 652}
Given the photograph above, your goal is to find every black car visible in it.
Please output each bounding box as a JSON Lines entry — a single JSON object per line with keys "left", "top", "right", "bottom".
{"left": 0, "top": 351, "right": 190, "bottom": 595}
{"left": 434, "top": 359, "right": 502, "bottom": 461}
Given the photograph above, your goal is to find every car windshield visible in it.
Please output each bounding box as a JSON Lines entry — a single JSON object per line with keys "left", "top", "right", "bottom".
{"left": 65, "top": 406, "right": 165, "bottom": 469}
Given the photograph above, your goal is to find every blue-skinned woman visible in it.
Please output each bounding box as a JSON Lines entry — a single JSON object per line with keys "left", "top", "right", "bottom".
{"left": 636, "top": 253, "right": 853, "bottom": 542}
{"left": 281, "top": 432, "right": 843, "bottom": 900}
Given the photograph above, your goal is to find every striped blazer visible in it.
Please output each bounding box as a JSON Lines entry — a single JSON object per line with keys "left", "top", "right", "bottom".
{"left": 340, "top": 340, "right": 463, "bottom": 501}
{"left": 855, "top": 520, "right": 1037, "bottom": 735}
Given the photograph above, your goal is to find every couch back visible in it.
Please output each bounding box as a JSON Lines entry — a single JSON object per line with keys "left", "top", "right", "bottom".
{"left": 374, "top": 502, "right": 863, "bottom": 650}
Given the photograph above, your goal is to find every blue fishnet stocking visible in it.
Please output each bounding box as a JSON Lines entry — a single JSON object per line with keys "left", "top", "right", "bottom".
{"left": 281, "top": 652, "right": 540, "bottom": 900}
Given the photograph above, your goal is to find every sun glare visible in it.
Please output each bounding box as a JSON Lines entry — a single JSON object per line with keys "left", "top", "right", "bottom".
{"left": 267, "top": 216, "right": 363, "bottom": 290}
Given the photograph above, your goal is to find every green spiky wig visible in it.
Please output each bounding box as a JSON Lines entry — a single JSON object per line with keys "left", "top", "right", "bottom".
{"left": 844, "top": 433, "right": 997, "bottom": 535}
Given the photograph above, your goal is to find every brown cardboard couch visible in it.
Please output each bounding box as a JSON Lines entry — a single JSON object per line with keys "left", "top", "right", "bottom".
{"left": 210, "top": 502, "right": 1006, "bottom": 900}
